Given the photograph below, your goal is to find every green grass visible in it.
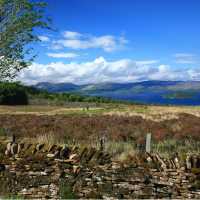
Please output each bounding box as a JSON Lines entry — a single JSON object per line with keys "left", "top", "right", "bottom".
{"left": 0, "top": 128, "right": 6, "bottom": 137}
{"left": 59, "top": 179, "right": 76, "bottom": 199}
{"left": 152, "top": 139, "right": 200, "bottom": 157}
{"left": 4, "top": 195, "right": 23, "bottom": 200}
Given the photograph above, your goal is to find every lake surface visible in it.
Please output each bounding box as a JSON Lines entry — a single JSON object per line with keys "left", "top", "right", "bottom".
{"left": 89, "top": 91, "right": 200, "bottom": 105}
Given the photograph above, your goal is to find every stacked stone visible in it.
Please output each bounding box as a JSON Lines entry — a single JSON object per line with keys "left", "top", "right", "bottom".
{"left": 1, "top": 140, "right": 200, "bottom": 199}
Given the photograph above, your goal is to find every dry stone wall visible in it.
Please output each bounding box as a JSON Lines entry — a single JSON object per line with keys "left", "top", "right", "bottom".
{"left": 0, "top": 141, "right": 200, "bottom": 199}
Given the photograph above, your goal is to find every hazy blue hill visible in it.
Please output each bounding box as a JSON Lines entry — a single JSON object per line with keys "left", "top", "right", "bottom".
{"left": 80, "top": 82, "right": 134, "bottom": 92}
{"left": 35, "top": 82, "right": 80, "bottom": 93}
{"left": 33, "top": 81, "right": 200, "bottom": 105}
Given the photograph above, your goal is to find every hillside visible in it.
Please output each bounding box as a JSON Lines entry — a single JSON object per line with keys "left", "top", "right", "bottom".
{"left": 34, "top": 81, "right": 200, "bottom": 105}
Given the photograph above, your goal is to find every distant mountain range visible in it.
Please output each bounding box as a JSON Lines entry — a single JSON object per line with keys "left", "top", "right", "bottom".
{"left": 34, "top": 81, "right": 200, "bottom": 105}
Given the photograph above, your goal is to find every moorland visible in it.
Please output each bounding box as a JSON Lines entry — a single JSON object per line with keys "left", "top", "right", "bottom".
{"left": 1, "top": 83, "right": 200, "bottom": 198}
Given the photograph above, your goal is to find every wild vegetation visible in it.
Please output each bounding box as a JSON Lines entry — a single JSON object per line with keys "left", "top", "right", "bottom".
{"left": 1, "top": 104, "right": 200, "bottom": 198}
{"left": 0, "top": 82, "right": 28, "bottom": 105}
{"left": 0, "top": 2, "right": 199, "bottom": 196}
{"left": 1, "top": 104, "right": 200, "bottom": 159}
{"left": 0, "top": 82, "right": 128, "bottom": 106}
{"left": 0, "top": 0, "right": 50, "bottom": 81}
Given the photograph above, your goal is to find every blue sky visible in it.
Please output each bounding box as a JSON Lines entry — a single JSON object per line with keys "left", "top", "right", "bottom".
{"left": 19, "top": 0, "right": 200, "bottom": 84}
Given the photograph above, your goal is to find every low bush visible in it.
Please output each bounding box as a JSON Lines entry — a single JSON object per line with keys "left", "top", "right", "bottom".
{"left": 59, "top": 179, "right": 76, "bottom": 199}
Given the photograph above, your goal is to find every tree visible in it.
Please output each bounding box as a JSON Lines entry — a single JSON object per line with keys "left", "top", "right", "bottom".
{"left": 0, "top": 0, "right": 50, "bottom": 81}
{"left": 0, "top": 82, "right": 28, "bottom": 105}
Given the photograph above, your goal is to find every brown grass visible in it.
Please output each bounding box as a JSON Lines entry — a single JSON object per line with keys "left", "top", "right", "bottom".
{"left": 1, "top": 104, "right": 200, "bottom": 120}
{"left": 1, "top": 112, "right": 200, "bottom": 143}
{"left": 1, "top": 104, "right": 200, "bottom": 158}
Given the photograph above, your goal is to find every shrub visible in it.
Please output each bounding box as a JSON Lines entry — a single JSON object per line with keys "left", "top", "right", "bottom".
{"left": 0, "top": 127, "right": 6, "bottom": 136}
{"left": 59, "top": 179, "right": 76, "bottom": 199}
{"left": 0, "top": 82, "right": 28, "bottom": 105}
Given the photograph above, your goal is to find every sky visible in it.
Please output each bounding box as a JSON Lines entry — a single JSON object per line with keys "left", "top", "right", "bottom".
{"left": 18, "top": 0, "right": 200, "bottom": 85}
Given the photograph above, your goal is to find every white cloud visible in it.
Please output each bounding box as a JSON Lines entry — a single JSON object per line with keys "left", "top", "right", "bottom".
{"left": 52, "top": 31, "right": 128, "bottom": 52}
{"left": 50, "top": 42, "right": 63, "bottom": 50}
{"left": 47, "top": 52, "right": 78, "bottom": 58}
{"left": 174, "top": 53, "right": 197, "bottom": 64}
{"left": 135, "top": 60, "right": 159, "bottom": 65}
{"left": 17, "top": 57, "right": 200, "bottom": 85}
{"left": 63, "top": 31, "right": 82, "bottom": 39}
{"left": 187, "top": 69, "right": 200, "bottom": 80}
{"left": 38, "top": 35, "right": 50, "bottom": 42}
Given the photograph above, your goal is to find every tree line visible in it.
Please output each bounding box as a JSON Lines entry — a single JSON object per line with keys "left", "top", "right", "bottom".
{"left": 0, "top": 82, "right": 121, "bottom": 105}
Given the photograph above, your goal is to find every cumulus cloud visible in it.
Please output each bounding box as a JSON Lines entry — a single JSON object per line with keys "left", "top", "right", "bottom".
{"left": 63, "top": 31, "right": 82, "bottom": 39}
{"left": 17, "top": 57, "right": 200, "bottom": 85}
{"left": 174, "top": 53, "right": 197, "bottom": 64}
{"left": 38, "top": 35, "right": 50, "bottom": 42}
{"left": 52, "top": 31, "right": 128, "bottom": 52}
{"left": 47, "top": 52, "right": 78, "bottom": 58}
{"left": 187, "top": 69, "right": 200, "bottom": 80}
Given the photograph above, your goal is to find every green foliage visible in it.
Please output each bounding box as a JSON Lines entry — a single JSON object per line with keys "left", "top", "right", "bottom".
{"left": 152, "top": 139, "right": 200, "bottom": 156}
{"left": 59, "top": 179, "right": 76, "bottom": 199}
{"left": 0, "top": 82, "right": 28, "bottom": 105}
{"left": 0, "top": 127, "right": 6, "bottom": 136}
{"left": 0, "top": 0, "right": 50, "bottom": 80}
{"left": 0, "top": 81, "right": 122, "bottom": 105}
{"left": 191, "top": 179, "right": 200, "bottom": 190}
{"left": 28, "top": 87, "right": 122, "bottom": 104}
{"left": 3, "top": 194, "right": 24, "bottom": 200}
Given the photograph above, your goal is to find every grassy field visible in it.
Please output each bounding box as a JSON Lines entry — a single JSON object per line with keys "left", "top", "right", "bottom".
{"left": 1, "top": 104, "right": 200, "bottom": 160}
{"left": 1, "top": 104, "right": 200, "bottom": 120}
